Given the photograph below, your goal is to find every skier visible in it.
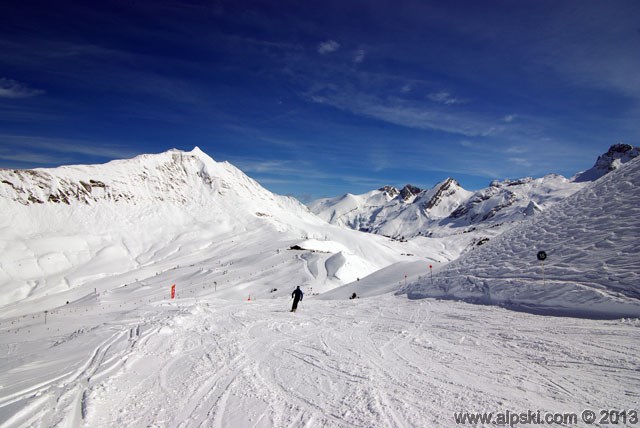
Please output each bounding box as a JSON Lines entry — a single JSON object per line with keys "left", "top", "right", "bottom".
{"left": 291, "top": 286, "right": 303, "bottom": 312}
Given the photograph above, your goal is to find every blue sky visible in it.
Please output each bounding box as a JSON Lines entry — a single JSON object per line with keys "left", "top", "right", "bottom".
{"left": 1, "top": 0, "right": 638, "bottom": 201}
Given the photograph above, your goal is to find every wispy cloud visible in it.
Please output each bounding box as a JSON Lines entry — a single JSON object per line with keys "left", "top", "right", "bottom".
{"left": 502, "top": 114, "right": 517, "bottom": 123}
{"left": 508, "top": 157, "right": 533, "bottom": 167}
{"left": 233, "top": 159, "right": 306, "bottom": 175}
{"left": 0, "top": 150, "right": 72, "bottom": 166}
{"left": 353, "top": 48, "right": 366, "bottom": 63}
{"left": 0, "top": 134, "right": 139, "bottom": 166}
{"left": 318, "top": 40, "right": 340, "bottom": 54}
{"left": 306, "top": 86, "right": 499, "bottom": 137}
{"left": 0, "top": 78, "right": 44, "bottom": 98}
{"left": 505, "top": 145, "right": 528, "bottom": 154}
{"left": 229, "top": 156, "right": 393, "bottom": 189}
{"left": 427, "top": 91, "right": 465, "bottom": 105}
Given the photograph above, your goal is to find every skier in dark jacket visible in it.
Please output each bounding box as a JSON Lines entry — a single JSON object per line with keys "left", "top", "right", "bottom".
{"left": 291, "top": 286, "right": 303, "bottom": 312}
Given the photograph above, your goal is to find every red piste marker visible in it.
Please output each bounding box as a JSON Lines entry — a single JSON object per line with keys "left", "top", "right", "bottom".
{"left": 171, "top": 284, "right": 176, "bottom": 299}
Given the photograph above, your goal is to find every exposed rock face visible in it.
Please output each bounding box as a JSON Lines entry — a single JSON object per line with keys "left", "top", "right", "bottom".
{"left": 378, "top": 185, "right": 399, "bottom": 198}
{"left": 0, "top": 169, "right": 115, "bottom": 206}
{"left": 399, "top": 184, "right": 421, "bottom": 201}
{"left": 0, "top": 149, "right": 227, "bottom": 207}
{"left": 423, "top": 178, "right": 459, "bottom": 211}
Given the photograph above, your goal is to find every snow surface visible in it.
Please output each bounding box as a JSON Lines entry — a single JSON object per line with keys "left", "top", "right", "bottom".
{"left": 2, "top": 294, "right": 639, "bottom": 427}
{"left": 405, "top": 156, "right": 640, "bottom": 319}
{"left": 1, "top": 147, "right": 639, "bottom": 426}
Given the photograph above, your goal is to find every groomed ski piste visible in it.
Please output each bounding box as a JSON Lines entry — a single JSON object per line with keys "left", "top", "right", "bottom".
{"left": 0, "top": 148, "right": 638, "bottom": 427}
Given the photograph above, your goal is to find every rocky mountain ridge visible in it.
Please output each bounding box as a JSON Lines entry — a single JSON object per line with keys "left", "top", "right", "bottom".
{"left": 310, "top": 144, "right": 639, "bottom": 240}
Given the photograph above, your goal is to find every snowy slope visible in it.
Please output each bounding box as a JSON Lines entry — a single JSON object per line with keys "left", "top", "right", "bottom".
{"left": 404, "top": 156, "right": 640, "bottom": 319}
{"left": 2, "top": 293, "right": 638, "bottom": 427}
{"left": 0, "top": 147, "right": 439, "bottom": 312}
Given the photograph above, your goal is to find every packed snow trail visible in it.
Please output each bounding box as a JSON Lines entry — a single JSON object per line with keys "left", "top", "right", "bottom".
{"left": 2, "top": 295, "right": 635, "bottom": 427}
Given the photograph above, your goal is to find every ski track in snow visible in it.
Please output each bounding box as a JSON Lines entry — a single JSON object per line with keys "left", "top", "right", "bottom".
{"left": 3, "top": 295, "right": 637, "bottom": 427}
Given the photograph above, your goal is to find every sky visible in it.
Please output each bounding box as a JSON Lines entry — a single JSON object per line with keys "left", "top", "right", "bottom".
{"left": 1, "top": 0, "right": 639, "bottom": 202}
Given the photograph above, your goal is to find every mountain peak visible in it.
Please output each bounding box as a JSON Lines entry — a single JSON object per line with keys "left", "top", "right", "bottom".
{"left": 400, "top": 184, "right": 421, "bottom": 201}
{"left": 187, "top": 146, "right": 212, "bottom": 160}
{"left": 573, "top": 143, "right": 639, "bottom": 182}
{"left": 422, "top": 177, "right": 465, "bottom": 211}
{"left": 376, "top": 186, "right": 398, "bottom": 199}
{"left": 0, "top": 147, "right": 261, "bottom": 208}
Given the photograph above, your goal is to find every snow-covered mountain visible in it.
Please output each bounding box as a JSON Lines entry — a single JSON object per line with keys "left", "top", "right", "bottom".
{"left": 443, "top": 174, "right": 578, "bottom": 230}
{"left": 404, "top": 155, "right": 640, "bottom": 319}
{"left": 573, "top": 143, "right": 640, "bottom": 182}
{"left": 2, "top": 147, "right": 300, "bottom": 209}
{"left": 0, "top": 147, "right": 315, "bottom": 241}
{"left": 310, "top": 144, "right": 639, "bottom": 242}
{"left": 309, "top": 178, "right": 473, "bottom": 238}
{"left": 0, "top": 147, "right": 437, "bottom": 312}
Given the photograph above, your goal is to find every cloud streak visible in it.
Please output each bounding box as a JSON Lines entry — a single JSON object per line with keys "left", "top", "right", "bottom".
{"left": 353, "top": 48, "right": 366, "bottom": 63}
{"left": 318, "top": 40, "right": 340, "bottom": 54}
{"left": 307, "top": 87, "right": 499, "bottom": 137}
{"left": 0, "top": 134, "right": 139, "bottom": 166}
{"left": 427, "top": 91, "right": 465, "bottom": 105}
{"left": 0, "top": 78, "right": 44, "bottom": 98}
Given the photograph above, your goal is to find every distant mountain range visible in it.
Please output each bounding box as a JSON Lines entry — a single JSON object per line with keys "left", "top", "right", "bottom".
{"left": 309, "top": 144, "right": 639, "bottom": 241}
